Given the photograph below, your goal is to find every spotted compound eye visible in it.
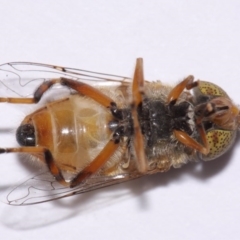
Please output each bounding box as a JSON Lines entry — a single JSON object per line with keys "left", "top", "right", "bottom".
{"left": 197, "top": 81, "right": 229, "bottom": 98}
{"left": 201, "top": 129, "right": 237, "bottom": 161}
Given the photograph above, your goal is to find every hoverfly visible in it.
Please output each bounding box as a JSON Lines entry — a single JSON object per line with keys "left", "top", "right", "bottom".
{"left": 0, "top": 58, "right": 238, "bottom": 205}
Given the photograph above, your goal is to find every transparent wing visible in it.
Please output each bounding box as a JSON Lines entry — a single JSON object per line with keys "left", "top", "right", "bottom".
{"left": 0, "top": 62, "right": 132, "bottom": 98}
{"left": 3, "top": 168, "right": 142, "bottom": 206}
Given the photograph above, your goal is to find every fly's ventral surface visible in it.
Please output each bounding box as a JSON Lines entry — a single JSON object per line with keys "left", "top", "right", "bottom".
{"left": 0, "top": 59, "right": 239, "bottom": 205}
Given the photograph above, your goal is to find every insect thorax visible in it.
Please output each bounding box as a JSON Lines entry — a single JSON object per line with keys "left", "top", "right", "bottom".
{"left": 139, "top": 99, "right": 194, "bottom": 147}
{"left": 109, "top": 96, "right": 197, "bottom": 170}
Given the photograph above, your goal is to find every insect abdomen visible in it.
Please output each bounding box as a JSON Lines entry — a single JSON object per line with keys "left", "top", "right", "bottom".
{"left": 32, "top": 95, "right": 113, "bottom": 173}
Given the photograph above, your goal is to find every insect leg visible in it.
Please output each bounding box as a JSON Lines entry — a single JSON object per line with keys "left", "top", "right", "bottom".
{"left": 0, "top": 147, "right": 70, "bottom": 187}
{"left": 0, "top": 79, "right": 60, "bottom": 104}
{"left": 0, "top": 97, "right": 37, "bottom": 104}
{"left": 0, "top": 137, "right": 120, "bottom": 188}
{"left": 131, "top": 58, "right": 147, "bottom": 173}
{"left": 70, "top": 137, "right": 120, "bottom": 188}
{"left": 167, "top": 75, "right": 198, "bottom": 104}
{"left": 0, "top": 78, "right": 115, "bottom": 108}
{"left": 167, "top": 76, "right": 209, "bottom": 155}
{"left": 173, "top": 129, "right": 209, "bottom": 155}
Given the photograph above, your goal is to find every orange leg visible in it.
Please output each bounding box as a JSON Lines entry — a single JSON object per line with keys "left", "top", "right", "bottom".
{"left": 0, "top": 136, "right": 120, "bottom": 188}
{"left": 0, "top": 78, "right": 115, "bottom": 108}
{"left": 0, "top": 147, "right": 69, "bottom": 187}
{"left": 168, "top": 76, "right": 209, "bottom": 155}
{"left": 132, "top": 58, "right": 144, "bottom": 106}
{"left": 70, "top": 138, "right": 119, "bottom": 187}
{"left": 167, "top": 75, "right": 198, "bottom": 104}
{"left": 131, "top": 58, "right": 147, "bottom": 173}
{"left": 174, "top": 127, "right": 209, "bottom": 155}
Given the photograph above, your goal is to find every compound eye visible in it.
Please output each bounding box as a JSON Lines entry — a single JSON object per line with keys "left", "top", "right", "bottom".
{"left": 16, "top": 124, "right": 36, "bottom": 146}
{"left": 201, "top": 129, "right": 236, "bottom": 161}
{"left": 195, "top": 81, "right": 229, "bottom": 98}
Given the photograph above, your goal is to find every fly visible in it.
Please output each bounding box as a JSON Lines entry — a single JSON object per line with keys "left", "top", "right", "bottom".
{"left": 0, "top": 58, "right": 238, "bottom": 205}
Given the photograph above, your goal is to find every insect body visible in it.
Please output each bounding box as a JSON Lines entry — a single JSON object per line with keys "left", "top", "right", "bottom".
{"left": 0, "top": 59, "right": 239, "bottom": 205}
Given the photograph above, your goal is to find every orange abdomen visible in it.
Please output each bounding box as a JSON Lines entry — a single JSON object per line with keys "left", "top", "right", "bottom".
{"left": 30, "top": 95, "right": 113, "bottom": 173}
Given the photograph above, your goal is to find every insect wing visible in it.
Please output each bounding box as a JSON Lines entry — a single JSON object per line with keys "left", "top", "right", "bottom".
{"left": 2, "top": 168, "right": 141, "bottom": 205}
